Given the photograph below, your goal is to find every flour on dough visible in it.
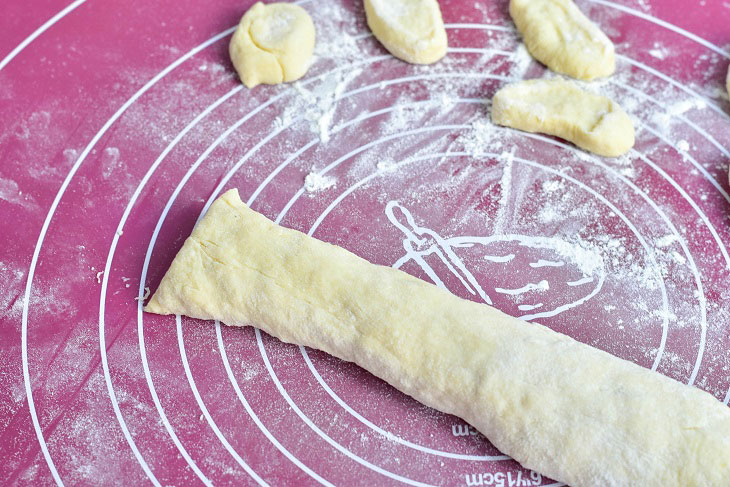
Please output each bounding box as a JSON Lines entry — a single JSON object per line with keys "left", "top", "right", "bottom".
{"left": 510, "top": 0, "right": 615, "bottom": 80}
{"left": 491, "top": 78, "right": 634, "bottom": 157}
{"left": 364, "top": 0, "right": 447, "bottom": 64}
{"left": 229, "top": 2, "right": 315, "bottom": 88}
{"left": 146, "top": 189, "right": 730, "bottom": 487}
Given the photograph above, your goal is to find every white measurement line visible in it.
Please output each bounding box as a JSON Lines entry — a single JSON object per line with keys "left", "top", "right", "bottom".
{"left": 0, "top": 0, "right": 87, "bottom": 72}
{"left": 590, "top": 0, "right": 730, "bottom": 59}
{"left": 176, "top": 317, "right": 269, "bottom": 486}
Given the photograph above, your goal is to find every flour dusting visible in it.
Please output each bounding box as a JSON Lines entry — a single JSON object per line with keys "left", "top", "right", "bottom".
{"left": 304, "top": 172, "right": 336, "bottom": 192}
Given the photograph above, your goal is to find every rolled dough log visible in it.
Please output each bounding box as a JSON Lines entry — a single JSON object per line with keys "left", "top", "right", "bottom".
{"left": 229, "top": 2, "right": 315, "bottom": 88}
{"left": 492, "top": 78, "right": 635, "bottom": 157}
{"left": 146, "top": 189, "right": 730, "bottom": 487}
{"left": 364, "top": 0, "right": 447, "bottom": 64}
{"left": 510, "top": 0, "right": 615, "bottom": 80}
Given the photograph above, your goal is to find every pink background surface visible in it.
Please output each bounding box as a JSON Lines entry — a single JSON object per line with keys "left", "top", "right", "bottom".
{"left": 2, "top": 0, "right": 730, "bottom": 485}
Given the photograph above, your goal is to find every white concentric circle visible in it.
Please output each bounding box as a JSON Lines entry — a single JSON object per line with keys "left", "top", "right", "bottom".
{"left": 0, "top": 0, "right": 87, "bottom": 72}
{"left": 590, "top": 0, "right": 730, "bottom": 59}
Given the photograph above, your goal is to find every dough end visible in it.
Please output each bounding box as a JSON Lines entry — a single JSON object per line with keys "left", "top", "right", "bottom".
{"left": 144, "top": 295, "right": 168, "bottom": 315}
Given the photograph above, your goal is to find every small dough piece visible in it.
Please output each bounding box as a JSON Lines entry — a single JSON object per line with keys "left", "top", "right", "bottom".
{"left": 229, "top": 2, "right": 315, "bottom": 88}
{"left": 491, "top": 78, "right": 634, "bottom": 157}
{"left": 364, "top": 0, "right": 447, "bottom": 64}
{"left": 510, "top": 0, "right": 615, "bottom": 80}
{"left": 147, "top": 189, "right": 730, "bottom": 487}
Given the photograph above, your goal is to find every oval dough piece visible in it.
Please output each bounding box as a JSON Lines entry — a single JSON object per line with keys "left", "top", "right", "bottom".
{"left": 364, "top": 0, "right": 447, "bottom": 64}
{"left": 510, "top": 0, "right": 615, "bottom": 80}
{"left": 491, "top": 79, "right": 635, "bottom": 157}
{"left": 229, "top": 2, "right": 315, "bottom": 88}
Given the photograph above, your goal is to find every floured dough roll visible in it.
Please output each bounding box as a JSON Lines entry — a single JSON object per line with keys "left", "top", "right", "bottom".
{"left": 229, "top": 2, "right": 315, "bottom": 88}
{"left": 510, "top": 0, "right": 615, "bottom": 80}
{"left": 146, "top": 189, "right": 730, "bottom": 487}
{"left": 492, "top": 78, "right": 634, "bottom": 157}
{"left": 364, "top": 0, "right": 447, "bottom": 64}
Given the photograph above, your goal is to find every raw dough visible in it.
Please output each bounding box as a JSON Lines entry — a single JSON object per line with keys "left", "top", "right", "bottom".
{"left": 229, "top": 2, "right": 315, "bottom": 88}
{"left": 510, "top": 0, "right": 615, "bottom": 80}
{"left": 147, "top": 189, "right": 730, "bottom": 487}
{"left": 364, "top": 0, "right": 447, "bottom": 64}
{"left": 491, "top": 78, "right": 635, "bottom": 157}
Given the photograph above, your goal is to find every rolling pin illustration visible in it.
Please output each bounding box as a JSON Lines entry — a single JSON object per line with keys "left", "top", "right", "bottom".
{"left": 385, "top": 201, "right": 606, "bottom": 320}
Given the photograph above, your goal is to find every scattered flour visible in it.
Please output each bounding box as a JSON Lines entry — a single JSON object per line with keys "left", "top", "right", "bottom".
{"left": 376, "top": 158, "right": 398, "bottom": 172}
{"left": 101, "top": 147, "right": 121, "bottom": 179}
{"left": 656, "top": 234, "right": 679, "bottom": 248}
{"left": 277, "top": 67, "right": 364, "bottom": 143}
{"left": 457, "top": 117, "right": 506, "bottom": 156}
{"left": 509, "top": 43, "right": 534, "bottom": 79}
{"left": 648, "top": 42, "right": 669, "bottom": 60}
{"left": 304, "top": 172, "right": 336, "bottom": 192}
{"left": 0, "top": 177, "right": 38, "bottom": 210}
{"left": 134, "top": 287, "right": 150, "bottom": 301}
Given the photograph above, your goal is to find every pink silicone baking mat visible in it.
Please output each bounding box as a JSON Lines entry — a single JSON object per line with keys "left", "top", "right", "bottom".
{"left": 2, "top": 0, "right": 730, "bottom": 485}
